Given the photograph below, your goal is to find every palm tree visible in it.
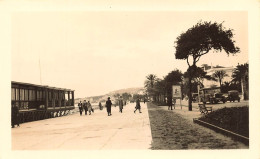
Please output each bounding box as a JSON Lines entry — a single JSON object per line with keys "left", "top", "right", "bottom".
{"left": 153, "top": 79, "right": 166, "bottom": 102}
{"left": 212, "top": 70, "right": 228, "bottom": 91}
{"left": 232, "top": 63, "right": 249, "bottom": 100}
{"left": 144, "top": 74, "right": 158, "bottom": 101}
{"left": 144, "top": 74, "right": 157, "bottom": 88}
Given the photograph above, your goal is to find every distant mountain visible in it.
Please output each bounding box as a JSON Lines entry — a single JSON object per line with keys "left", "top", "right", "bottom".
{"left": 75, "top": 87, "right": 145, "bottom": 104}
{"left": 108, "top": 87, "right": 145, "bottom": 95}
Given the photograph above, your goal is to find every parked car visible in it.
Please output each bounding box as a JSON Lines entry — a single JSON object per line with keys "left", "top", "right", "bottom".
{"left": 227, "top": 90, "right": 240, "bottom": 102}
{"left": 199, "top": 87, "right": 226, "bottom": 104}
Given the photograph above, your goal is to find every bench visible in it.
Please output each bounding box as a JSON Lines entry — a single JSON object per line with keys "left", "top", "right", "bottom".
{"left": 198, "top": 103, "right": 212, "bottom": 115}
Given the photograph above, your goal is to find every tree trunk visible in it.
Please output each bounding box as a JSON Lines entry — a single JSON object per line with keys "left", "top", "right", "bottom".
{"left": 241, "top": 75, "right": 248, "bottom": 100}
{"left": 219, "top": 79, "right": 222, "bottom": 92}
{"left": 188, "top": 75, "right": 192, "bottom": 111}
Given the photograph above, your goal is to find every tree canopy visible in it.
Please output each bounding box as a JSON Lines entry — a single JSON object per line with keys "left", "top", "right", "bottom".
{"left": 232, "top": 63, "right": 249, "bottom": 83}
{"left": 144, "top": 74, "right": 158, "bottom": 89}
{"left": 144, "top": 74, "right": 158, "bottom": 101}
{"left": 164, "top": 69, "right": 183, "bottom": 87}
{"left": 175, "top": 21, "right": 240, "bottom": 66}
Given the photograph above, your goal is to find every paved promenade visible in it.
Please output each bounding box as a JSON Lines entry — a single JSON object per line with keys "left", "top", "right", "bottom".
{"left": 12, "top": 101, "right": 249, "bottom": 150}
{"left": 12, "top": 102, "right": 152, "bottom": 150}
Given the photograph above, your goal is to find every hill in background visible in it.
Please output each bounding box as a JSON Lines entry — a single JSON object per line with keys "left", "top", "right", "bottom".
{"left": 75, "top": 87, "right": 145, "bottom": 104}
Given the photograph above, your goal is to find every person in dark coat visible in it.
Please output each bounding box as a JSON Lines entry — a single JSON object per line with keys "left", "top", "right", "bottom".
{"left": 83, "top": 100, "right": 88, "bottom": 115}
{"left": 78, "top": 101, "right": 83, "bottom": 116}
{"left": 11, "top": 104, "right": 20, "bottom": 128}
{"left": 87, "top": 101, "right": 93, "bottom": 115}
{"left": 168, "top": 98, "right": 176, "bottom": 110}
{"left": 118, "top": 96, "right": 124, "bottom": 113}
{"left": 106, "top": 97, "right": 112, "bottom": 116}
{"left": 134, "top": 98, "right": 142, "bottom": 113}
{"left": 99, "top": 102, "right": 103, "bottom": 110}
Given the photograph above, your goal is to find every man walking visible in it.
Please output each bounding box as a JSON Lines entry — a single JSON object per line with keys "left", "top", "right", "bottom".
{"left": 134, "top": 98, "right": 142, "bottom": 113}
{"left": 168, "top": 98, "right": 176, "bottom": 110}
{"left": 106, "top": 97, "right": 112, "bottom": 116}
{"left": 83, "top": 100, "right": 88, "bottom": 115}
{"left": 118, "top": 96, "right": 124, "bottom": 113}
{"left": 78, "top": 101, "right": 83, "bottom": 116}
{"left": 87, "top": 101, "right": 93, "bottom": 115}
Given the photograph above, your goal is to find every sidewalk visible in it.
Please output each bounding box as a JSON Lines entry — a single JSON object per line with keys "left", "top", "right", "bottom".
{"left": 12, "top": 102, "right": 152, "bottom": 150}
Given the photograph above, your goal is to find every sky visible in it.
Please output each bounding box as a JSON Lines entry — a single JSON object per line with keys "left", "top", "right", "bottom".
{"left": 11, "top": 11, "right": 248, "bottom": 98}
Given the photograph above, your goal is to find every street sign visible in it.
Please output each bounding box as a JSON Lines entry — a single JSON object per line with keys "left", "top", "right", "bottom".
{"left": 172, "top": 85, "right": 182, "bottom": 99}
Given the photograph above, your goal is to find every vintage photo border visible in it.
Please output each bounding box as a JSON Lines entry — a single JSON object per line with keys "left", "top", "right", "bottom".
{"left": 0, "top": 0, "right": 259, "bottom": 159}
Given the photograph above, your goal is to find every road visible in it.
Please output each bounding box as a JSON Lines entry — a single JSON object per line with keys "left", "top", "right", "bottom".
{"left": 12, "top": 102, "right": 152, "bottom": 150}
{"left": 174, "top": 99, "right": 248, "bottom": 111}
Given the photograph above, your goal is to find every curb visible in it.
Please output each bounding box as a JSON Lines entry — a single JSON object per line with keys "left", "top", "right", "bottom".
{"left": 193, "top": 118, "right": 249, "bottom": 146}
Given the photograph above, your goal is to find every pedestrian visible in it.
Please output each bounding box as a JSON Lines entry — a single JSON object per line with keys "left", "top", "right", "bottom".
{"left": 168, "top": 98, "right": 174, "bottom": 110}
{"left": 106, "top": 97, "right": 112, "bottom": 116}
{"left": 168, "top": 98, "right": 176, "bottom": 110}
{"left": 87, "top": 101, "right": 93, "bottom": 115}
{"left": 11, "top": 103, "right": 20, "bottom": 128}
{"left": 99, "top": 102, "right": 103, "bottom": 110}
{"left": 118, "top": 96, "right": 123, "bottom": 113}
{"left": 134, "top": 98, "right": 142, "bottom": 113}
{"left": 144, "top": 99, "right": 146, "bottom": 104}
{"left": 83, "top": 100, "right": 88, "bottom": 115}
{"left": 78, "top": 101, "right": 83, "bottom": 116}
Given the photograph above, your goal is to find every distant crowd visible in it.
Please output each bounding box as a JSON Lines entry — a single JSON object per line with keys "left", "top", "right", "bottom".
{"left": 78, "top": 96, "right": 144, "bottom": 116}
{"left": 11, "top": 96, "right": 145, "bottom": 128}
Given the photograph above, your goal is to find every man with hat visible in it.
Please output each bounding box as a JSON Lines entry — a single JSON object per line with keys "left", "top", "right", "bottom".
{"left": 106, "top": 97, "right": 112, "bottom": 116}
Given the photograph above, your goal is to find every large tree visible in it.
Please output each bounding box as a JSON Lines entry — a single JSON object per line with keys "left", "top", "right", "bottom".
{"left": 232, "top": 63, "right": 249, "bottom": 100}
{"left": 175, "top": 21, "right": 240, "bottom": 111}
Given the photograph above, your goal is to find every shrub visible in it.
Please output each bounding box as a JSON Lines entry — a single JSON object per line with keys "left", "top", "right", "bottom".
{"left": 199, "top": 106, "right": 249, "bottom": 137}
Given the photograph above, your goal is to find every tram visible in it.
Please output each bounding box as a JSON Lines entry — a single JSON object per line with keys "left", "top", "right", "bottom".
{"left": 11, "top": 81, "right": 75, "bottom": 123}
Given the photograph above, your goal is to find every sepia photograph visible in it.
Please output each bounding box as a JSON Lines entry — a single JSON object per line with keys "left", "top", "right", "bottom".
{"left": 1, "top": 0, "right": 260, "bottom": 159}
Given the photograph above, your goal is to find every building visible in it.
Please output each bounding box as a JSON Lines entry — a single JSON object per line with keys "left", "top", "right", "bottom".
{"left": 201, "top": 65, "right": 234, "bottom": 88}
